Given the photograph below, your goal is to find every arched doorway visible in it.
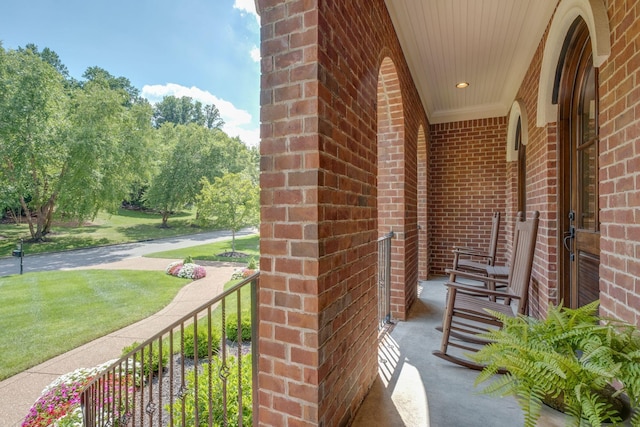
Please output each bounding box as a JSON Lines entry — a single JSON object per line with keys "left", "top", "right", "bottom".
{"left": 556, "top": 17, "right": 600, "bottom": 308}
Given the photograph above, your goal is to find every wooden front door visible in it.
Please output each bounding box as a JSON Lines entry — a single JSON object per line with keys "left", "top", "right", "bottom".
{"left": 558, "top": 18, "right": 600, "bottom": 308}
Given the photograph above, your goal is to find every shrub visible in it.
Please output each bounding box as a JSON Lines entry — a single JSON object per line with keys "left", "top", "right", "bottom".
{"left": 247, "top": 257, "right": 257, "bottom": 270}
{"left": 168, "top": 354, "right": 252, "bottom": 426}
{"left": 182, "top": 323, "right": 221, "bottom": 359}
{"left": 121, "top": 341, "right": 169, "bottom": 379}
{"left": 472, "top": 301, "right": 640, "bottom": 427}
{"left": 225, "top": 313, "right": 252, "bottom": 342}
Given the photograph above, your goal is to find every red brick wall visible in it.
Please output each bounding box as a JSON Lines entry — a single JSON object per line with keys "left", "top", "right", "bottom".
{"left": 428, "top": 118, "right": 508, "bottom": 276}
{"left": 598, "top": 0, "right": 640, "bottom": 325}
{"left": 510, "top": 0, "right": 640, "bottom": 325}
{"left": 256, "top": 0, "right": 427, "bottom": 425}
{"left": 511, "top": 25, "right": 560, "bottom": 318}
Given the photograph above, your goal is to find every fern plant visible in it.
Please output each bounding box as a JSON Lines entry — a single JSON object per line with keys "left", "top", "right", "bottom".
{"left": 471, "top": 301, "right": 640, "bottom": 427}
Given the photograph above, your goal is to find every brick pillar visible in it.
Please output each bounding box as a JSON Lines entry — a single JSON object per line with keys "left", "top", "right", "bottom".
{"left": 256, "top": 0, "right": 425, "bottom": 424}
{"left": 257, "top": 1, "right": 380, "bottom": 425}
{"left": 257, "top": 1, "right": 322, "bottom": 425}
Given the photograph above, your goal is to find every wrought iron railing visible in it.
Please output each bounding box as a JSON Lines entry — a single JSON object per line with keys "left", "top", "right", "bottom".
{"left": 378, "top": 231, "right": 394, "bottom": 329}
{"left": 80, "top": 272, "right": 259, "bottom": 426}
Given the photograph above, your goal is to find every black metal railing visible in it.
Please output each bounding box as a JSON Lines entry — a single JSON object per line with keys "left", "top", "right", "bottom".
{"left": 378, "top": 231, "right": 394, "bottom": 329}
{"left": 80, "top": 272, "right": 259, "bottom": 426}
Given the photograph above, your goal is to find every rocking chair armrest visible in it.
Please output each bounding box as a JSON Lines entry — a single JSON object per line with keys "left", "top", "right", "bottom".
{"left": 443, "top": 280, "right": 521, "bottom": 299}
{"left": 444, "top": 268, "right": 509, "bottom": 286}
{"left": 452, "top": 247, "right": 491, "bottom": 258}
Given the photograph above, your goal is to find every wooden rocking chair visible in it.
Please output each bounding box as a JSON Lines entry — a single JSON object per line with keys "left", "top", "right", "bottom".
{"left": 451, "top": 211, "right": 501, "bottom": 275}
{"left": 433, "top": 211, "right": 540, "bottom": 370}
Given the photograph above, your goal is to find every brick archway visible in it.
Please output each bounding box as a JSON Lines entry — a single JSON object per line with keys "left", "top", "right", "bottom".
{"left": 417, "top": 125, "right": 428, "bottom": 280}
{"left": 377, "top": 57, "right": 416, "bottom": 319}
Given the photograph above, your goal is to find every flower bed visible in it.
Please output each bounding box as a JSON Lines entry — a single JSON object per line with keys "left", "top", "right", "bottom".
{"left": 165, "top": 261, "right": 207, "bottom": 280}
{"left": 230, "top": 268, "right": 257, "bottom": 280}
{"left": 22, "top": 360, "right": 135, "bottom": 427}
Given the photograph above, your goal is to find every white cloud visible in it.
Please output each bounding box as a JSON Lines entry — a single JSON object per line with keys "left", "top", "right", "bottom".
{"left": 250, "top": 46, "right": 260, "bottom": 62}
{"left": 141, "top": 83, "right": 260, "bottom": 147}
{"left": 233, "top": 0, "right": 260, "bottom": 24}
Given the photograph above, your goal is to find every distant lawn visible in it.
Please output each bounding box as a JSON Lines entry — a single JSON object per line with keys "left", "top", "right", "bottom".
{"left": 0, "top": 207, "right": 221, "bottom": 257}
{"left": 0, "top": 270, "right": 190, "bottom": 380}
{"left": 146, "top": 234, "right": 260, "bottom": 264}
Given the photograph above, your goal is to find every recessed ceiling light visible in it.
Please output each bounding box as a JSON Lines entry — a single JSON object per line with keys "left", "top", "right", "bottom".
{"left": 456, "top": 82, "right": 469, "bottom": 89}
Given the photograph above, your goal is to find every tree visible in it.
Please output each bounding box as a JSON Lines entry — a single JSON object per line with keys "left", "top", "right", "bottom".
{"left": 196, "top": 173, "right": 259, "bottom": 254}
{"left": 19, "top": 43, "right": 71, "bottom": 81}
{"left": 0, "top": 47, "right": 154, "bottom": 240}
{"left": 144, "top": 123, "right": 212, "bottom": 227}
{"left": 143, "top": 123, "right": 257, "bottom": 227}
{"left": 0, "top": 46, "right": 68, "bottom": 240}
{"left": 82, "top": 66, "right": 141, "bottom": 105}
{"left": 53, "top": 79, "right": 155, "bottom": 225}
{"left": 152, "top": 96, "right": 224, "bottom": 129}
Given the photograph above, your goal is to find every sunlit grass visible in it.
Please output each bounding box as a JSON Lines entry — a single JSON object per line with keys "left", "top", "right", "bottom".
{"left": 0, "top": 269, "right": 190, "bottom": 380}
{"left": 0, "top": 207, "right": 221, "bottom": 257}
{"left": 146, "top": 234, "right": 260, "bottom": 264}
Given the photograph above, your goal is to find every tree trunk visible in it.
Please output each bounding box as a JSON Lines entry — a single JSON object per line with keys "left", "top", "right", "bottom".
{"left": 19, "top": 196, "right": 36, "bottom": 240}
{"left": 161, "top": 211, "right": 170, "bottom": 228}
{"left": 231, "top": 229, "right": 236, "bottom": 253}
{"left": 42, "top": 197, "right": 56, "bottom": 235}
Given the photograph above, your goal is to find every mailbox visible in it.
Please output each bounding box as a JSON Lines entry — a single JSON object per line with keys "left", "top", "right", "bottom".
{"left": 12, "top": 249, "right": 23, "bottom": 257}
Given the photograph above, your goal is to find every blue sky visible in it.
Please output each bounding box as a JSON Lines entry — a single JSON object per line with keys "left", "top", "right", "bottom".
{"left": 0, "top": 0, "right": 261, "bottom": 146}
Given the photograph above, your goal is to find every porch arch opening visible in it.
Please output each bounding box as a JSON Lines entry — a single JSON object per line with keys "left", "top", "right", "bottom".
{"left": 537, "top": 0, "right": 610, "bottom": 126}
{"left": 507, "top": 100, "right": 528, "bottom": 215}
{"left": 417, "top": 125, "right": 428, "bottom": 281}
{"left": 377, "top": 57, "right": 407, "bottom": 321}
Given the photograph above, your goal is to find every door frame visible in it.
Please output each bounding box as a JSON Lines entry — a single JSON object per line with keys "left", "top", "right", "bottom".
{"left": 556, "top": 17, "right": 599, "bottom": 308}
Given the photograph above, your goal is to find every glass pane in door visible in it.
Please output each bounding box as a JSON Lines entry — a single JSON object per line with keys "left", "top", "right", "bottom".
{"left": 580, "top": 67, "right": 596, "bottom": 143}
{"left": 580, "top": 143, "right": 596, "bottom": 230}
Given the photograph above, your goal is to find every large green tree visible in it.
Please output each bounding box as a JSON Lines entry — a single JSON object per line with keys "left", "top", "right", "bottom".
{"left": 196, "top": 173, "right": 259, "bottom": 253}
{"left": 0, "top": 46, "right": 154, "bottom": 240}
{"left": 144, "top": 124, "right": 257, "bottom": 227}
{"left": 54, "top": 79, "right": 155, "bottom": 223}
{"left": 144, "top": 123, "right": 212, "bottom": 227}
{"left": 152, "top": 95, "right": 224, "bottom": 129}
{"left": 0, "top": 46, "right": 68, "bottom": 240}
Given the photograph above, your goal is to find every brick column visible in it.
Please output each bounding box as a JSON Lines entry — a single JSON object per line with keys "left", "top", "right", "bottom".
{"left": 256, "top": 1, "right": 426, "bottom": 425}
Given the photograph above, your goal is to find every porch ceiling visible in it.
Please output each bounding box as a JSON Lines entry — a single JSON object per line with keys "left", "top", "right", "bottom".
{"left": 384, "top": 0, "right": 558, "bottom": 124}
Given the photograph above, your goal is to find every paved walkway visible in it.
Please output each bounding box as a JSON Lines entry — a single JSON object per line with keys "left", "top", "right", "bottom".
{"left": 0, "top": 257, "right": 241, "bottom": 427}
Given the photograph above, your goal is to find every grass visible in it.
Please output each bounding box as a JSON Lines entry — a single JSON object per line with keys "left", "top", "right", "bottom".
{"left": 0, "top": 269, "right": 190, "bottom": 380}
{"left": 0, "top": 207, "right": 221, "bottom": 257}
{"left": 146, "top": 234, "right": 260, "bottom": 264}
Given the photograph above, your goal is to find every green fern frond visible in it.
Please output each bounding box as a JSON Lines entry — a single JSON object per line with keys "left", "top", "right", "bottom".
{"left": 472, "top": 300, "right": 639, "bottom": 425}
{"left": 576, "top": 385, "right": 622, "bottom": 427}
{"left": 580, "top": 360, "right": 618, "bottom": 380}
{"left": 476, "top": 373, "right": 518, "bottom": 397}
{"left": 516, "top": 386, "right": 544, "bottom": 427}
{"left": 474, "top": 361, "right": 501, "bottom": 385}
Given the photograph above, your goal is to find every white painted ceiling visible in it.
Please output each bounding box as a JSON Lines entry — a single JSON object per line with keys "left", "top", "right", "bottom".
{"left": 384, "top": 0, "right": 559, "bottom": 124}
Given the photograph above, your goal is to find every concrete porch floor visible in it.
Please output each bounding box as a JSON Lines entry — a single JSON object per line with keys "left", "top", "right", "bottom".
{"left": 352, "top": 277, "right": 570, "bottom": 427}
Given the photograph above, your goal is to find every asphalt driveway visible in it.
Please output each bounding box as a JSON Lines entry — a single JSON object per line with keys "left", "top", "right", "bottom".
{"left": 0, "top": 228, "right": 256, "bottom": 277}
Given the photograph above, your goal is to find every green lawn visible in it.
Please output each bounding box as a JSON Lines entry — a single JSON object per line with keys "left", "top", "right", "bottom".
{"left": 0, "top": 270, "right": 190, "bottom": 380}
{"left": 147, "top": 234, "right": 260, "bottom": 264}
{"left": 0, "top": 207, "right": 222, "bottom": 257}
